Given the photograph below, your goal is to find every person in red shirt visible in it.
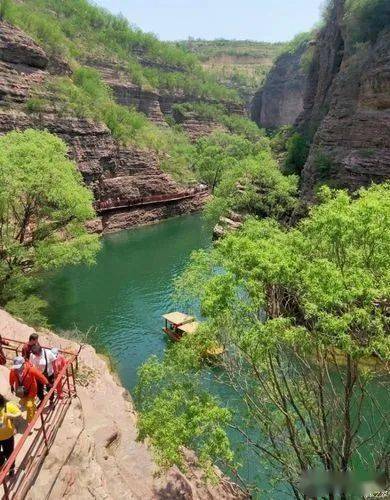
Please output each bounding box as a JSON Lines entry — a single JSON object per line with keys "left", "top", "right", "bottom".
{"left": 9, "top": 356, "right": 49, "bottom": 422}
{"left": 21, "top": 333, "right": 40, "bottom": 361}
{"left": 51, "top": 348, "right": 67, "bottom": 399}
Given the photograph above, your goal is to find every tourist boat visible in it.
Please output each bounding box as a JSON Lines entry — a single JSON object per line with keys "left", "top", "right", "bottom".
{"left": 162, "top": 312, "right": 224, "bottom": 356}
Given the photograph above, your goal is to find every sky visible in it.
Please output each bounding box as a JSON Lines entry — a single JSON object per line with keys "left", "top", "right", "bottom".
{"left": 93, "top": 0, "right": 325, "bottom": 43}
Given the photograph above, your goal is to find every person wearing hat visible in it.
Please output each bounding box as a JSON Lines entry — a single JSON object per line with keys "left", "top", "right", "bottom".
{"left": 51, "top": 348, "right": 67, "bottom": 400}
{"left": 9, "top": 357, "right": 49, "bottom": 423}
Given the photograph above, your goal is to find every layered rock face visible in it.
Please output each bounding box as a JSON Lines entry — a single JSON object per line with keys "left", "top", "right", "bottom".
{"left": 0, "top": 21, "right": 207, "bottom": 232}
{"left": 172, "top": 106, "right": 228, "bottom": 142}
{"left": 297, "top": 0, "right": 390, "bottom": 195}
{"left": 250, "top": 42, "right": 309, "bottom": 129}
{"left": 87, "top": 58, "right": 245, "bottom": 129}
{"left": 89, "top": 60, "right": 168, "bottom": 126}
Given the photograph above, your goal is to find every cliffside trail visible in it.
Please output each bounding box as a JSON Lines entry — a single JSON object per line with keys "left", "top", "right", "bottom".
{"left": 0, "top": 309, "right": 247, "bottom": 499}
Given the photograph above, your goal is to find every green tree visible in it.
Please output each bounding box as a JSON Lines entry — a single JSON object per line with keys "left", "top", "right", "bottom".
{"left": 284, "top": 132, "right": 309, "bottom": 176}
{"left": 0, "top": 129, "right": 100, "bottom": 325}
{"left": 194, "top": 132, "right": 261, "bottom": 190}
{"left": 136, "top": 355, "right": 233, "bottom": 474}
{"left": 138, "top": 183, "right": 390, "bottom": 497}
{"left": 205, "top": 151, "right": 298, "bottom": 224}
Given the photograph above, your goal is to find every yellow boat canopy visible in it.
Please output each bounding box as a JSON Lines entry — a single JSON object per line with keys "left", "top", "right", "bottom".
{"left": 162, "top": 312, "right": 194, "bottom": 326}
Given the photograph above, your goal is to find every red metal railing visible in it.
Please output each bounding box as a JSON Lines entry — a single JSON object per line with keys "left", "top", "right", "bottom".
{"left": 0, "top": 338, "right": 79, "bottom": 499}
{"left": 95, "top": 187, "right": 209, "bottom": 213}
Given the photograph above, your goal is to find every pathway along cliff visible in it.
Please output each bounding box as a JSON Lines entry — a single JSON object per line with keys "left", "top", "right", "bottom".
{"left": 0, "top": 306, "right": 245, "bottom": 499}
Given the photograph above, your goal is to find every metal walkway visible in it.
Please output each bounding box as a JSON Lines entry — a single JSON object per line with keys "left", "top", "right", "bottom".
{"left": 95, "top": 188, "right": 208, "bottom": 213}
{"left": 0, "top": 339, "right": 79, "bottom": 499}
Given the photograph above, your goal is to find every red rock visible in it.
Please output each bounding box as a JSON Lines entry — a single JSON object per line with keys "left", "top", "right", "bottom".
{"left": 0, "top": 21, "right": 48, "bottom": 68}
{"left": 0, "top": 21, "right": 209, "bottom": 233}
{"left": 297, "top": 0, "right": 390, "bottom": 195}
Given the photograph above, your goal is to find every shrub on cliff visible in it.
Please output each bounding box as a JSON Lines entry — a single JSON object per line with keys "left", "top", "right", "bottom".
{"left": 0, "top": 129, "right": 100, "bottom": 326}
{"left": 345, "top": 0, "right": 390, "bottom": 46}
{"left": 205, "top": 151, "right": 299, "bottom": 223}
{"left": 4, "top": 0, "right": 240, "bottom": 103}
{"left": 52, "top": 67, "right": 149, "bottom": 143}
{"left": 284, "top": 133, "right": 310, "bottom": 176}
{"left": 221, "top": 114, "right": 265, "bottom": 143}
{"left": 173, "top": 102, "right": 264, "bottom": 142}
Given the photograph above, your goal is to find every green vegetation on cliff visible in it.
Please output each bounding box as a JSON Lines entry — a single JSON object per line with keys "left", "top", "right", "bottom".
{"left": 176, "top": 39, "right": 285, "bottom": 100}
{"left": 0, "top": 130, "right": 100, "bottom": 325}
{"left": 2, "top": 0, "right": 239, "bottom": 102}
{"left": 173, "top": 102, "right": 264, "bottom": 142}
{"left": 205, "top": 150, "right": 299, "bottom": 223}
{"left": 344, "top": 0, "right": 390, "bottom": 46}
{"left": 137, "top": 183, "right": 390, "bottom": 495}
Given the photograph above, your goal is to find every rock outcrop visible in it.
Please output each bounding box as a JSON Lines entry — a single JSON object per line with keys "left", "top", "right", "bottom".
{"left": 250, "top": 42, "right": 309, "bottom": 129}
{"left": 89, "top": 60, "right": 168, "bottom": 126}
{"left": 296, "top": 0, "right": 390, "bottom": 195}
{"left": 0, "top": 21, "right": 207, "bottom": 232}
{"left": 213, "top": 212, "right": 244, "bottom": 239}
{"left": 172, "top": 106, "right": 228, "bottom": 142}
{"left": 0, "top": 309, "right": 247, "bottom": 499}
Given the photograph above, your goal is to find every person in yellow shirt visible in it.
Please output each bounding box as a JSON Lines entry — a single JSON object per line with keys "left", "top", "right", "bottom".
{"left": 0, "top": 394, "right": 22, "bottom": 477}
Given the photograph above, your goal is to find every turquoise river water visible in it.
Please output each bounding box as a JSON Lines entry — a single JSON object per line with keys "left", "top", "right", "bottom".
{"left": 44, "top": 214, "right": 211, "bottom": 388}
{"left": 42, "top": 213, "right": 271, "bottom": 495}
{"left": 41, "top": 213, "right": 386, "bottom": 498}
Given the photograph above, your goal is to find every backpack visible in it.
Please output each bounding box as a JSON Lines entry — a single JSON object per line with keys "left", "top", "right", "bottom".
{"left": 15, "top": 368, "right": 31, "bottom": 398}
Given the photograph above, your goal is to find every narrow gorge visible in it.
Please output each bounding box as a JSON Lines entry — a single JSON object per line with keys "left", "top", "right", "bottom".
{"left": 0, "top": 0, "right": 389, "bottom": 499}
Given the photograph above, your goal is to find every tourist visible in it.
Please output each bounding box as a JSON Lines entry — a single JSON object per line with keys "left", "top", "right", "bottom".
{"left": 0, "top": 335, "right": 10, "bottom": 366}
{"left": 9, "top": 356, "right": 49, "bottom": 422}
{"left": 51, "top": 348, "right": 67, "bottom": 399}
{"left": 0, "top": 394, "right": 22, "bottom": 476}
{"left": 29, "top": 345, "right": 56, "bottom": 403}
{"left": 21, "top": 333, "right": 40, "bottom": 361}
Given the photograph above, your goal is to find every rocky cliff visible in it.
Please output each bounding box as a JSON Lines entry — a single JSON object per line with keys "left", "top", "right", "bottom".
{"left": 250, "top": 41, "right": 309, "bottom": 129}
{"left": 296, "top": 0, "right": 390, "bottom": 195}
{"left": 0, "top": 309, "right": 247, "bottom": 499}
{"left": 0, "top": 21, "right": 209, "bottom": 233}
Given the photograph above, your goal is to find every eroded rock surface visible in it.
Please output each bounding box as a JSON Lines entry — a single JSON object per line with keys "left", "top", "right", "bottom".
{"left": 297, "top": 0, "right": 390, "bottom": 195}
{"left": 0, "top": 21, "right": 207, "bottom": 233}
{"left": 250, "top": 42, "right": 309, "bottom": 129}
{"left": 0, "top": 309, "right": 247, "bottom": 500}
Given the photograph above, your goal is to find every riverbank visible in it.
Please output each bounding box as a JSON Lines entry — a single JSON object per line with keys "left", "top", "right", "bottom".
{"left": 0, "top": 309, "right": 246, "bottom": 499}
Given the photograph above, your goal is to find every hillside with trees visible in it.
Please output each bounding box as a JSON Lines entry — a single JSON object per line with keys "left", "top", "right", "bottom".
{"left": 176, "top": 39, "right": 285, "bottom": 104}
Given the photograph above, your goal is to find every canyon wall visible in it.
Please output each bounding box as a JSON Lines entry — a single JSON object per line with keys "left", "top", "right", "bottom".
{"left": 250, "top": 42, "right": 309, "bottom": 129}
{"left": 251, "top": 0, "right": 389, "bottom": 195}
{"left": 0, "top": 21, "right": 209, "bottom": 233}
{"left": 297, "top": 0, "right": 390, "bottom": 195}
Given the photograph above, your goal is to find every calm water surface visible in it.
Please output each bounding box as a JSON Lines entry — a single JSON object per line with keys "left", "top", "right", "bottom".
{"left": 43, "top": 213, "right": 268, "bottom": 494}
{"left": 43, "top": 213, "right": 389, "bottom": 498}
{"left": 43, "top": 214, "right": 212, "bottom": 388}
